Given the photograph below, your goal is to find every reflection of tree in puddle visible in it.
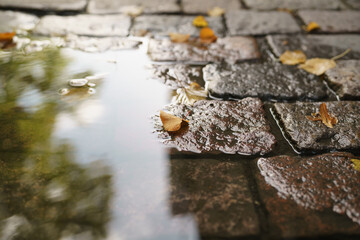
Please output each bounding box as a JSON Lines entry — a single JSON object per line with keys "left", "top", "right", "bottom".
{"left": 0, "top": 48, "right": 112, "bottom": 239}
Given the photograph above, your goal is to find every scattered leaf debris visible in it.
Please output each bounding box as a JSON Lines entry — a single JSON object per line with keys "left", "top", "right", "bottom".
{"left": 306, "top": 103, "right": 338, "bottom": 128}
{"left": 304, "top": 21, "right": 320, "bottom": 32}
{"left": 208, "top": 6, "right": 225, "bottom": 17}
{"left": 173, "top": 82, "right": 208, "bottom": 106}
{"left": 351, "top": 159, "right": 360, "bottom": 172}
{"left": 160, "top": 110, "right": 188, "bottom": 132}
{"left": 199, "top": 27, "right": 217, "bottom": 44}
{"left": 279, "top": 50, "right": 307, "bottom": 65}
{"left": 193, "top": 16, "right": 208, "bottom": 27}
{"left": 169, "top": 33, "right": 190, "bottom": 43}
{"left": 0, "top": 32, "right": 16, "bottom": 49}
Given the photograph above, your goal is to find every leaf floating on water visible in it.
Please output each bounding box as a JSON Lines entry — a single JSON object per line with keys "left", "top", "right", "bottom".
{"left": 160, "top": 110, "right": 188, "bottom": 132}
{"left": 193, "top": 16, "right": 208, "bottom": 27}
{"left": 298, "top": 58, "right": 336, "bottom": 75}
{"left": 169, "top": 33, "right": 190, "bottom": 43}
{"left": 350, "top": 159, "right": 360, "bottom": 172}
{"left": 208, "top": 6, "right": 225, "bottom": 17}
{"left": 304, "top": 21, "right": 320, "bottom": 32}
{"left": 173, "top": 82, "right": 208, "bottom": 106}
{"left": 199, "top": 27, "right": 217, "bottom": 44}
{"left": 279, "top": 50, "right": 307, "bottom": 65}
{"left": 306, "top": 103, "right": 338, "bottom": 128}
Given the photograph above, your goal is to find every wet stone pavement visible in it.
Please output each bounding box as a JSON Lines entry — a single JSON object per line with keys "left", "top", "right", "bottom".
{"left": 0, "top": 0, "right": 360, "bottom": 240}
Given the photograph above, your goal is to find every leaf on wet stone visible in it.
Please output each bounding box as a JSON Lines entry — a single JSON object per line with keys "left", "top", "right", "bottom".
{"left": 208, "top": 7, "right": 225, "bottom": 17}
{"left": 160, "top": 110, "right": 188, "bottom": 132}
{"left": 351, "top": 159, "right": 360, "bottom": 172}
{"left": 193, "top": 16, "right": 208, "bottom": 27}
{"left": 304, "top": 21, "right": 321, "bottom": 32}
{"left": 279, "top": 50, "right": 307, "bottom": 65}
{"left": 0, "top": 32, "right": 16, "bottom": 49}
{"left": 306, "top": 103, "right": 338, "bottom": 128}
{"left": 169, "top": 33, "right": 190, "bottom": 43}
{"left": 298, "top": 58, "right": 336, "bottom": 75}
{"left": 173, "top": 82, "right": 207, "bottom": 106}
{"left": 199, "top": 27, "right": 217, "bottom": 44}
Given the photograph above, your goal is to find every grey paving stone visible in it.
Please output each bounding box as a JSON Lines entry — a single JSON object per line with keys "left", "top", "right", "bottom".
{"left": 274, "top": 101, "right": 360, "bottom": 151}
{"left": 153, "top": 98, "right": 276, "bottom": 155}
{"left": 325, "top": 60, "right": 360, "bottom": 99}
{"left": 34, "top": 14, "right": 131, "bottom": 37}
{"left": 226, "top": 10, "right": 300, "bottom": 36}
{"left": 298, "top": 10, "right": 360, "bottom": 33}
{"left": 131, "top": 15, "right": 225, "bottom": 37}
{"left": 345, "top": 0, "right": 360, "bottom": 9}
{"left": 243, "top": 0, "right": 342, "bottom": 10}
{"left": 170, "top": 158, "right": 260, "bottom": 237}
{"left": 148, "top": 37, "right": 260, "bottom": 63}
{"left": 0, "top": 0, "right": 87, "bottom": 11}
{"left": 182, "top": 0, "right": 241, "bottom": 14}
{"left": 203, "top": 63, "right": 328, "bottom": 101}
{"left": 267, "top": 34, "right": 360, "bottom": 59}
{"left": 258, "top": 152, "right": 360, "bottom": 227}
{"left": 0, "top": 10, "right": 39, "bottom": 32}
{"left": 87, "top": 0, "right": 180, "bottom": 14}
{"left": 149, "top": 64, "right": 203, "bottom": 89}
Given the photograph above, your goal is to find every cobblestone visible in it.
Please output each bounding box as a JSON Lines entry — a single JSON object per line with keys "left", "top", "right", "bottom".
{"left": 325, "top": 60, "right": 360, "bottom": 100}
{"left": 0, "top": 10, "right": 39, "bottom": 32}
{"left": 345, "top": 0, "right": 360, "bottom": 9}
{"left": 203, "top": 62, "right": 328, "bottom": 101}
{"left": 274, "top": 101, "right": 360, "bottom": 152}
{"left": 226, "top": 10, "right": 300, "bottom": 36}
{"left": 0, "top": 0, "right": 87, "bottom": 11}
{"left": 267, "top": 34, "right": 360, "bottom": 59}
{"left": 243, "top": 0, "right": 342, "bottom": 10}
{"left": 298, "top": 10, "right": 360, "bottom": 33}
{"left": 148, "top": 37, "right": 260, "bottom": 63}
{"left": 182, "top": 0, "right": 242, "bottom": 14}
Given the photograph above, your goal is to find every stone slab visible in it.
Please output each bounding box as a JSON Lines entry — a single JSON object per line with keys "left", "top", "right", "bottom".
{"left": 0, "top": 10, "right": 39, "bottom": 32}
{"left": 226, "top": 10, "right": 300, "bottom": 36}
{"left": 148, "top": 37, "right": 260, "bottom": 64}
{"left": 345, "top": 0, "right": 360, "bottom": 9}
{"left": 243, "top": 0, "right": 342, "bottom": 10}
{"left": 149, "top": 64, "right": 203, "bottom": 89}
{"left": 257, "top": 152, "right": 360, "bottom": 230}
{"left": 267, "top": 34, "right": 360, "bottom": 59}
{"left": 274, "top": 101, "right": 360, "bottom": 151}
{"left": 298, "top": 10, "right": 360, "bottom": 33}
{"left": 153, "top": 98, "right": 276, "bottom": 155}
{"left": 325, "top": 60, "right": 360, "bottom": 99}
{"left": 203, "top": 63, "right": 328, "bottom": 101}
{"left": 170, "top": 158, "right": 260, "bottom": 237}
{"left": 182, "top": 0, "right": 241, "bottom": 14}
{"left": 0, "top": 0, "right": 87, "bottom": 11}
{"left": 131, "top": 15, "right": 225, "bottom": 37}
{"left": 34, "top": 14, "right": 131, "bottom": 37}
{"left": 87, "top": 0, "right": 180, "bottom": 14}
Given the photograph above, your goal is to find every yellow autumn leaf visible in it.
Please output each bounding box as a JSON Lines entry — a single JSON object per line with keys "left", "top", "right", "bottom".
{"left": 279, "top": 50, "right": 307, "bottom": 65}
{"left": 306, "top": 103, "right": 338, "bottom": 128}
{"left": 298, "top": 58, "right": 336, "bottom": 75}
{"left": 193, "top": 16, "right": 208, "bottom": 27}
{"left": 304, "top": 21, "right": 320, "bottom": 32}
{"left": 173, "top": 82, "right": 207, "bottom": 106}
{"left": 351, "top": 159, "right": 360, "bottom": 172}
{"left": 169, "top": 33, "right": 190, "bottom": 43}
{"left": 160, "top": 111, "right": 188, "bottom": 132}
{"left": 199, "top": 27, "right": 217, "bottom": 44}
{"left": 208, "top": 6, "right": 225, "bottom": 17}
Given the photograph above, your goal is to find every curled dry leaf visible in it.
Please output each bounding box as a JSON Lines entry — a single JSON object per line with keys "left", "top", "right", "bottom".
{"left": 169, "top": 33, "right": 190, "bottom": 43}
{"left": 160, "top": 110, "right": 188, "bottom": 132}
{"left": 351, "top": 159, "right": 360, "bottom": 172}
{"left": 208, "top": 6, "right": 225, "bottom": 17}
{"left": 306, "top": 103, "right": 338, "bottom": 128}
{"left": 304, "top": 21, "right": 320, "bottom": 32}
{"left": 193, "top": 16, "right": 208, "bottom": 27}
{"left": 299, "top": 58, "right": 336, "bottom": 75}
{"left": 279, "top": 50, "right": 307, "bottom": 65}
{"left": 173, "top": 82, "right": 207, "bottom": 106}
{"left": 199, "top": 27, "right": 217, "bottom": 44}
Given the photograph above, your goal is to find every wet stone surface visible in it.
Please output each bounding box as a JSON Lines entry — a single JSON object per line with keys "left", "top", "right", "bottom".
{"left": 170, "top": 158, "right": 260, "bottom": 237}
{"left": 182, "top": 0, "right": 242, "bottom": 14}
{"left": 131, "top": 15, "right": 225, "bottom": 38}
{"left": 148, "top": 37, "right": 260, "bottom": 63}
{"left": 346, "top": 0, "right": 360, "bottom": 9}
{"left": 226, "top": 10, "right": 300, "bottom": 36}
{"left": 203, "top": 62, "right": 328, "bottom": 101}
{"left": 154, "top": 98, "right": 276, "bottom": 155}
{"left": 149, "top": 64, "right": 203, "bottom": 89}
{"left": 0, "top": 0, "right": 87, "bottom": 11}
{"left": 325, "top": 60, "right": 360, "bottom": 100}
{"left": 274, "top": 101, "right": 360, "bottom": 151}
{"left": 298, "top": 11, "right": 360, "bottom": 33}
{"left": 87, "top": 0, "right": 180, "bottom": 14}
{"left": 267, "top": 34, "right": 360, "bottom": 59}
{"left": 34, "top": 14, "right": 131, "bottom": 37}
{"left": 243, "top": 0, "right": 342, "bottom": 10}
{"left": 0, "top": 10, "right": 39, "bottom": 32}
{"left": 258, "top": 152, "right": 360, "bottom": 226}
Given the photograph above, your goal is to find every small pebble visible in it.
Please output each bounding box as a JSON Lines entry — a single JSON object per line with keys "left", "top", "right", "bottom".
{"left": 58, "top": 88, "right": 70, "bottom": 95}
{"left": 88, "top": 88, "right": 96, "bottom": 94}
{"left": 87, "top": 82, "right": 96, "bottom": 87}
{"left": 68, "top": 78, "right": 88, "bottom": 87}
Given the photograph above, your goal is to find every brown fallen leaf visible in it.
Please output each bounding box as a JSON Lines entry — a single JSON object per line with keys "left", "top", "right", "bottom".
{"left": 0, "top": 32, "right": 16, "bottom": 49}
{"left": 279, "top": 50, "right": 307, "bottom": 65}
{"left": 351, "top": 159, "right": 360, "bottom": 172}
{"left": 193, "top": 16, "right": 208, "bottom": 27}
{"left": 303, "top": 21, "right": 320, "bottom": 32}
{"left": 169, "top": 33, "right": 190, "bottom": 43}
{"left": 306, "top": 103, "right": 338, "bottom": 128}
{"left": 208, "top": 6, "right": 225, "bottom": 17}
{"left": 160, "top": 110, "right": 188, "bottom": 132}
{"left": 199, "top": 27, "right": 217, "bottom": 44}
{"left": 299, "top": 58, "right": 336, "bottom": 75}
{"left": 173, "top": 81, "right": 208, "bottom": 105}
